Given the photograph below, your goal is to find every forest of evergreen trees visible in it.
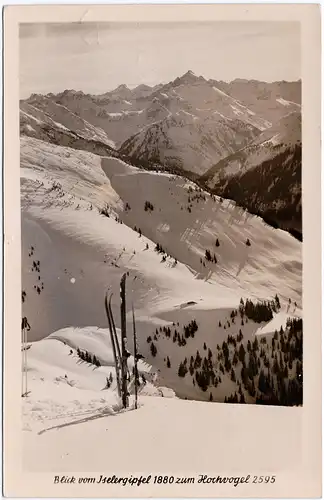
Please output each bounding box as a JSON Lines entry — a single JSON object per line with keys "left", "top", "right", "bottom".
{"left": 239, "top": 295, "right": 281, "bottom": 323}
{"left": 146, "top": 295, "right": 302, "bottom": 407}
{"left": 203, "top": 144, "right": 302, "bottom": 238}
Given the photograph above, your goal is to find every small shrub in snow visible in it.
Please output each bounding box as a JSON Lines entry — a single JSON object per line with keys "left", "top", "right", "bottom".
{"left": 205, "top": 249, "right": 212, "bottom": 262}
{"left": 144, "top": 201, "right": 154, "bottom": 212}
{"left": 99, "top": 204, "right": 110, "bottom": 218}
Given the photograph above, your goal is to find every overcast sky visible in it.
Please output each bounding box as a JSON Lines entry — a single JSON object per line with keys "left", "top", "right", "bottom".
{"left": 20, "top": 22, "right": 301, "bottom": 98}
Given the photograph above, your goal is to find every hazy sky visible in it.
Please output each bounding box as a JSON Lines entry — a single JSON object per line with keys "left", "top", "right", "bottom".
{"left": 20, "top": 22, "right": 301, "bottom": 98}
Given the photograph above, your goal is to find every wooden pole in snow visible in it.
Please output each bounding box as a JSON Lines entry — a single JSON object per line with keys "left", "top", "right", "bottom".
{"left": 109, "top": 294, "right": 122, "bottom": 369}
{"left": 120, "top": 273, "right": 129, "bottom": 408}
{"left": 21, "top": 317, "right": 30, "bottom": 397}
{"left": 105, "top": 292, "right": 121, "bottom": 398}
{"left": 132, "top": 304, "right": 138, "bottom": 409}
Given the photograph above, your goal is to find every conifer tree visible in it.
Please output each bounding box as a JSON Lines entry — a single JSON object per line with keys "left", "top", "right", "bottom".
{"left": 178, "top": 361, "right": 187, "bottom": 378}
{"left": 238, "top": 344, "right": 246, "bottom": 364}
{"left": 275, "top": 294, "right": 281, "bottom": 310}
{"left": 150, "top": 342, "right": 157, "bottom": 357}
{"left": 258, "top": 369, "right": 266, "bottom": 393}
{"left": 240, "top": 392, "right": 246, "bottom": 404}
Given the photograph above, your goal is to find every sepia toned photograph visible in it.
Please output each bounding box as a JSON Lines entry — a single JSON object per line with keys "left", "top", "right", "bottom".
{"left": 20, "top": 17, "right": 303, "bottom": 460}
{"left": 3, "top": 4, "right": 321, "bottom": 497}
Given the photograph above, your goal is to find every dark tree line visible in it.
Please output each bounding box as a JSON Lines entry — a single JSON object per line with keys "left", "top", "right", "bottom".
{"left": 239, "top": 295, "right": 281, "bottom": 324}
{"left": 203, "top": 143, "right": 302, "bottom": 238}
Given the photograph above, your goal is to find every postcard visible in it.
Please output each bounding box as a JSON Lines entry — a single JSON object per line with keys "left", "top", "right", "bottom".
{"left": 3, "top": 4, "right": 322, "bottom": 497}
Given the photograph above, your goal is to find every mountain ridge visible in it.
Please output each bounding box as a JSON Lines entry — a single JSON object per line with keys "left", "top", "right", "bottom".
{"left": 20, "top": 70, "right": 302, "bottom": 236}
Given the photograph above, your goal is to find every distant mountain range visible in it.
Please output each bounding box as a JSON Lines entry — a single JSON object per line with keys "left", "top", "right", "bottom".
{"left": 20, "top": 70, "right": 302, "bottom": 236}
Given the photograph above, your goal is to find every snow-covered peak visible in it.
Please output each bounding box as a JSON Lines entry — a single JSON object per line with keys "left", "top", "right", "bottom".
{"left": 169, "top": 70, "right": 206, "bottom": 88}
{"left": 115, "top": 84, "right": 129, "bottom": 92}
{"left": 184, "top": 70, "right": 196, "bottom": 77}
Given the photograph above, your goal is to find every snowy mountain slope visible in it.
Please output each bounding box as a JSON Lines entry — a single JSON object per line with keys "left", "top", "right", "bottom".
{"left": 23, "top": 90, "right": 180, "bottom": 149}
{"left": 21, "top": 136, "right": 302, "bottom": 402}
{"left": 46, "top": 326, "right": 151, "bottom": 374}
{"left": 201, "top": 111, "right": 301, "bottom": 181}
{"left": 204, "top": 144, "right": 302, "bottom": 236}
{"left": 20, "top": 104, "right": 121, "bottom": 161}
{"left": 100, "top": 156, "right": 301, "bottom": 301}
{"left": 21, "top": 136, "right": 302, "bottom": 310}
{"left": 20, "top": 98, "right": 116, "bottom": 148}
{"left": 200, "top": 112, "right": 302, "bottom": 235}
{"left": 119, "top": 111, "right": 259, "bottom": 175}
{"left": 154, "top": 71, "right": 271, "bottom": 130}
{"left": 212, "top": 79, "right": 301, "bottom": 124}
{"left": 103, "top": 83, "right": 134, "bottom": 101}
{"left": 118, "top": 71, "right": 280, "bottom": 175}
{"left": 22, "top": 327, "right": 165, "bottom": 433}
{"left": 23, "top": 91, "right": 143, "bottom": 148}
